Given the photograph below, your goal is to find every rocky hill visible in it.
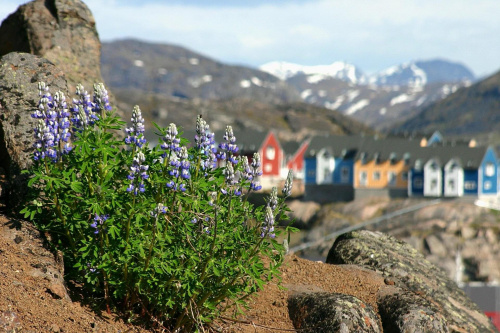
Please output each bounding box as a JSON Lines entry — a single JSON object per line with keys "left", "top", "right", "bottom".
{"left": 391, "top": 69, "right": 500, "bottom": 138}
{"left": 100, "top": 39, "right": 476, "bottom": 132}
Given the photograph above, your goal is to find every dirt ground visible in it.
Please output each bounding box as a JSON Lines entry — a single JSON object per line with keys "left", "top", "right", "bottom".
{"left": 0, "top": 212, "right": 384, "bottom": 332}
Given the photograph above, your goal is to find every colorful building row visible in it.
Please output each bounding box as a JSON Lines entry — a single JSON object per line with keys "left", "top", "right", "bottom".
{"left": 303, "top": 134, "right": 498, "bottom": 203}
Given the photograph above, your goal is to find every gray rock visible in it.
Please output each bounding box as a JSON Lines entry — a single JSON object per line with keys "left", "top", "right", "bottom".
{"left": 288, "top": 292, "right": 380, "bottom": 333}
{"left": 0, "top": 0, "right": 101, "bottom": 94}
{"left": 378, "top": 287, "right": 449, "bottom": 333}
{"left": 0, "top": 52, "right": 67, "bottom": 207}
{"left": 326, "top": 230, "right": 498, "bottom": 332}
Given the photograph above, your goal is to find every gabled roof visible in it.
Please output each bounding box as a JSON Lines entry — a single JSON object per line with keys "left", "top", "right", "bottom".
{"left": 412, "top": 145, "right": 490, "bottom": 170}
{"left": 215, "top": 128, "right": 274, "bottom": 154}
{"left": 305, "top": 135, "right": 364, "bottom": 159}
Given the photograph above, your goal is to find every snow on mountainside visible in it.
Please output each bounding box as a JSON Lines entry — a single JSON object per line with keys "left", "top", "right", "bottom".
{"left": 260, "top": 58, "right": 475, "bottom": 129}
{"left": 369, "top": 59, "right": 474, "bottom": 87}
{"left": 259, "top": 61, "right": 367, "bottom": 85}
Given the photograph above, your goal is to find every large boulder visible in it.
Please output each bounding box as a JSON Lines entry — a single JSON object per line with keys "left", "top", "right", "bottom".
{"left": 0, "top": 0, "right": 101, "bottom": 94}
{"left": 0, "top": 52, "right": 68, "bottom": 208}
{"left": 288, "top": 292, "right": 380, "bottom": 333}
{"left": 326, "top": 230, "right": 498, "bottom": 332}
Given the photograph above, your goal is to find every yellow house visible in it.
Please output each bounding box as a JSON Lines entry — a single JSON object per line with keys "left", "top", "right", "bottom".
{"left": 354, "top": 159, "right": 410, "bottom": 189}
{"left": 353, "top": 138, "right": 420, "bottom": 196}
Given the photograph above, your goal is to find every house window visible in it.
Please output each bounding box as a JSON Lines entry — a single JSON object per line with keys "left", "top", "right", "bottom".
{"left": 341, "top": 167, "right": 349, "bottom": 183}
{"left": 448, "top": 179, "right": 455, "bottom": 191}
{"left": 323, "top": 168, "right": 330, "bottom": 180}
{"left": 414, "top": 178, "right": 423, "bottom": 188}
{"left": 308, "top": 170, "right": 316, "bottom": 177}
{"left": 359, "top": 171, "right": 367, "bottom": 186}
{"left": 373, "top": 171, "right": 380, "bottom": 181}
{"left": 464, "top": 181, "right": 476, "bottom": 190}
{"left": 430, "top": 179, "right": 438, "bottom": 190}
{"left": 265, "top": 146, "right": 276, "bottom": 160}
{"left": 402, "top": 172, "right": 408, "bottom": 181}
{"left": 388, "top": 171, "right": 397, "bottom": 186}
{"left": 484, "top": 181, "right": 492, "bottom": 190}
{"left": 264, "top": 163, "right": 272, "bottom": 172}
{"left": 485, "top": 162, "right": 495, "bottom": 177}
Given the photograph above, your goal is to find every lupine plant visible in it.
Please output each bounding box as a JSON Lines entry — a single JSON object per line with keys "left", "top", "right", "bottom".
{"left": 21, "top": 82, "right": 296, "bottom": 332}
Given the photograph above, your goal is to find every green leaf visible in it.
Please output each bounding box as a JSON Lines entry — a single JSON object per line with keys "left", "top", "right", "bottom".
{"left": 70, "top": 181, "right": 84, "bottom": 193}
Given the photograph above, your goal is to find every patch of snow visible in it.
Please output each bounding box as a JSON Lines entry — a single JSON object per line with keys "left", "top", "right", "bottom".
{"left": 301, "top": 89, "right": 313, "bottom": 99}
{"left": 189, "top": 58, "right": 199, "bottom": 65}
{"left": 188, "top": 75, "right": 213, "bottom": 88}
{"left": 416, "top": 95, "right": 427, "bottom": 106}
{"left": 306, "top": 74, "right": 328, "bottom": 84}
{"left": 325, "top": 95, "right": 345, "bottom": 110}
{"left": 158, "top": 68, "right": 168, "bottom": 75}
{"left": 379, "top": 107, "right": 387, "bottom": 115}
{"left": 345, "top": 99, "right": 369, "bottom": 115}
{"left": 259, "top": 61, "right": 366, "bottom": 84}
{"left": 390, "top": 93, "right": 415, "bottom": 106}
{"left": 346, "top": 90, "right": 360, "bottom": 102}
{"left": 133, "top": 60, "right": 144, "bottom": 67}
{"left": 240, "top": 80, "right": 251, "bottom": 88}
{"left": 409, "top": 63, "right": 427, "bottom": 87}
{"left": 251, "top": 77, "right": 263, "bottom": 86}
{"left": 318, "top": 90, "right": 327, "bottom": 97}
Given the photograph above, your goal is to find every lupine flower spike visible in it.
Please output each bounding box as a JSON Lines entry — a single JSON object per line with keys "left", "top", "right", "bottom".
{"left": 217, "top": 125, "right": 238, "bottom": 164}
{"left": 261, "top": 206, "right": 275, "bottom": 238}
{"left": 93, "top": 83, "right": 112, "bottom": 114}
{"left": 90, "top": 214, "right": 109, "bottom": 235}
{"left": 161, "top": 123, "right": 181, "bottom": 157}
{"left": 249, "top": 153, "right": 263, "bottom": 191}
{"left": 32, "top": 83, "right": 72, "bottom": 161}
{"left": 125, "top": 106, "right": 147, "bottom": 148}
{"left": 71, "top": 84, "right": 98, "bottom": 130}
{"left": 283, "top": 170, "right": 293, "bottom": 197}
{"left": 195, "top": 116, "right": 216, "bottom": 170}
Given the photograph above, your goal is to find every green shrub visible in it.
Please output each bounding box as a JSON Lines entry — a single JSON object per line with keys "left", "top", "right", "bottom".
{"left": 21, "top": 82, "right": 295, "bottom": 331}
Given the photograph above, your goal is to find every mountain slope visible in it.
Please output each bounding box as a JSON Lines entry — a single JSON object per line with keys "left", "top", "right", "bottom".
{"left": 101, "top": 39, "right": 300, "bottom": 103}
{"left": 259, "top": 59, "right": 474, "bottom": 129}
{"left": 391, "top": 70, "right": 500, "bottom": 136}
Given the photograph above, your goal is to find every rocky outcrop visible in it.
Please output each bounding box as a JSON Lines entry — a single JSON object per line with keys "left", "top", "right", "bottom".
{"left": 0, "top": 0, "right": 101, "bottom": 94}
{"left": 288, "top": 292, "right": 380, "bottom": 333}
{"left": 0, "top": 52, "right": 68, "bottom": 208}
{"left": 325, "top": 230, "right": 497, "bottom": 333}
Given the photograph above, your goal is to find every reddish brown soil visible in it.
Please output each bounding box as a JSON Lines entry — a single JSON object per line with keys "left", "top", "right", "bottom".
{"left": 0, "top": 212, "right": 384, "bottom": 332}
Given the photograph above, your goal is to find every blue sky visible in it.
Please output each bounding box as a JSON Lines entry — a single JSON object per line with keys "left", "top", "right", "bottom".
{"left": 1, "top": 0, "right": 499, "bottom": 77}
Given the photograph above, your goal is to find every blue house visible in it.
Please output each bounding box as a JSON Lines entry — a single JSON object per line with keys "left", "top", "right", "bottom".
{"left": 408, "top": 145, "right": 498, "bottom": 198}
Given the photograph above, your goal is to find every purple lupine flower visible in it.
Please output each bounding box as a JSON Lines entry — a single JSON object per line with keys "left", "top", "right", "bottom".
{"left": 92, "top": 83, "right": 112, "bottom": 114}
{"left": 161, "top": 123, "right": 181, "bottom": 156}
{"left": 126, "top": 151, "right": 149, "bottom": 195}
{"left": 261, "top": 206, "right": 275, "bottom": 238}
{"left": 71, "top": 84, "right": 98, "bottom": 130}
{"left": 217, "top": 125, "right": 239, "bottom": 164}
{"left": 150, "top": 203, "right": 167, "bottom": 218}
{"left": 195, "top": 116, "right": 216, "bottom": 170}
{"left": 90, "top": 214, "right": 109, "bottom": 235}
{"left": 282, "top": 170, "right": 293, "bottom": 197}
{"left": 32, "top": 83, "right": 72, "bottom": 161}
{"left": 249, "top": 153, "right": 263, "bottom": 191}
{"left": 125, "top": 105, "right": 147, "bottom": 148}
{"left": 166, "top": 146, "right": 190, "bottom": 191}
{"left": 268, "top": 187, "right": 278, "bottom": 211}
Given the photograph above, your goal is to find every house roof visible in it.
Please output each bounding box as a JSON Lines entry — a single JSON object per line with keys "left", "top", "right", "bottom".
{"left": 412, "top": 145, "right": 490, "bottom": 169}
{"left": 214, "top": 127, "right": 270, "bottom": 154}
{"left": 305, "top": 134, "right": 492, "bottom": 169}
{"left": 305, "top": 135, "right": 364, "bottom": 159}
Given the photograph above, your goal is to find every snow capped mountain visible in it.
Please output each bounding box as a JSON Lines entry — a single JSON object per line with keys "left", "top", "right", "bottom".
{"left": 259, "top": 61, "right": 367, "bottom": 85}
{"left": 369, "top": 59, "right": 474, "bottom": 87}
